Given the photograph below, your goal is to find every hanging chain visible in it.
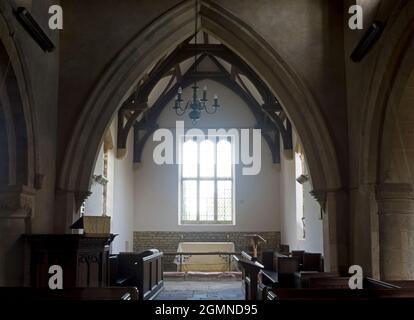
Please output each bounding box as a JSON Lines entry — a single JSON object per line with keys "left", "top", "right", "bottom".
{"left": 194, "top": 0, "right": 198, "bottom": 92}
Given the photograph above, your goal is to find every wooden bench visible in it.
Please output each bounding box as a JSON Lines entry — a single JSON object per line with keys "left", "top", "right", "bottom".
{"left": 388, "top": 280, "right": 414, "bottom": 288}
{"left": 0, "top": 287, "right": 139, "bottom": 300}
{"left": 260, "top": 255, "right": 301, "bottom": 288}
{"left": 110, "top": 249, "right": 164, "bottom": 300}
{"left": 296, "top": 271, "right": 341, "bottom": 288}
{"left": 308, "top": 276, "right": 350, "bottom": 289}
{"left": 268, "top": 288, "right": 414, "bottom": 300}
{"left": 267, "top": 277, "right": 414, "bottom": 300}
{"left": 260, "top": 250, "right": 325, "bottom": 289}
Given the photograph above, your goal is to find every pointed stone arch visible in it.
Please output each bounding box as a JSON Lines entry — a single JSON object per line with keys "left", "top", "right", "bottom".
{"left": 0, "top": 2, "right": 40, "bottom": 285}
{"left": 361, "top": 2, "right": 414, "bottom": 186}
{"left": 0, "top": 4, "right": 39, "bottom": 223}
{"left": 57, "top": 0, "right": 343, "bottom": 270}
{"left": 359, "top": 1, "right": 414, "bottom": 279}
{"left": 0, "top": 3, "right": 40, "bottom": 190}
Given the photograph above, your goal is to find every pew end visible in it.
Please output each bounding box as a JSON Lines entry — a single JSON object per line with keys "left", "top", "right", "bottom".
{"left": 110, "top": 249, "right": 164, "bottom": 300}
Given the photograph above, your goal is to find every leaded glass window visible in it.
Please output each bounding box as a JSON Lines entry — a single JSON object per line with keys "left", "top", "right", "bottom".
{"left": 180, "top": 136, "right": 234, "bottom": 224}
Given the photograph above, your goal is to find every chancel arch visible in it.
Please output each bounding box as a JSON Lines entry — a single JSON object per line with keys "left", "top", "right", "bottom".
{"left": 358, "top": 0, "right": 414, "bottom": 280}
{"left": 58, "top": 0, "right": 343, "bottom": 270}
{"left": 376, "top": 37, "right": 414, "bottom": 281}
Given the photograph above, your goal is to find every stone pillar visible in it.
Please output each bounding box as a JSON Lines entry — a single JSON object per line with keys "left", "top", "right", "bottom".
{"left": 0, "top": 185, "right": 35, "bottom": 286}
{"left": 377, "top": 183, "right": 414, "bottom": 280}
{"left": 312, "top": 188, "right": 350, "bottom": 272}
{"left": 350, "top": 184, "right": 380, "bottom": 278}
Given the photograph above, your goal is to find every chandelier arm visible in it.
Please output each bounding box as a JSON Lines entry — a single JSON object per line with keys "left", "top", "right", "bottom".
{"left": 175, "top": 106, "right": 187, "bottom": 116}
{"left": 204, "top": 104, "right": 219, "bottom": 114}
{"left": 173, "top": 100, "right": 189, "bottom": 115}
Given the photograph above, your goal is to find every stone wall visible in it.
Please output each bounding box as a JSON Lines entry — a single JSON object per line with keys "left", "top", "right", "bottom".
{"left": 0, "top": 0, "right": 60, "bottom": 286}
{"left": 133, "top": 231, "right": 280, "bottom": 271}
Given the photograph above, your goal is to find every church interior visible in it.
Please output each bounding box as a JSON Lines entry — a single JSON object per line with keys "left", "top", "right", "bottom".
{"left": 1, "top": 0, "right": 414, "bottom": 303}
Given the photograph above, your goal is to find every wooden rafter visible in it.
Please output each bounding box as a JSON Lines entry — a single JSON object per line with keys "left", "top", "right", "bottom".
{"left": 203, "top": 32, "right": 209, "bottom": 44}
{"left": 175, "top": 64, "right": 183, "bottom": 83}
{"left": 160, "top": 74, "right": 176, "bottom": 97}
{"left": 230, "top": 65, "right": 237, "bottom": 81}
{"left": 132, "top": 57, "right": 282, "bottom": 163}
{"left": 117, "top": 43, "right": 292, "bottom": 163}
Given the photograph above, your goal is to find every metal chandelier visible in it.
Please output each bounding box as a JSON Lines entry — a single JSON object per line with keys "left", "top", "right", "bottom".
{"left": 173, "top": 0, "right": 220, "bottom": 124}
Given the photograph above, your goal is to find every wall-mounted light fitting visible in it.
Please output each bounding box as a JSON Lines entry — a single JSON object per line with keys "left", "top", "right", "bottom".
{"left": 92, "top": 174, "right": 109, "bottom": 186}
{"left": 351, "top": 21, "right": 384, "bottom": 62}
{"left": 14, "top": 7, "right": 55, "bottom": 52}
{"left": 296, "top": 174, "right": 309, "bottom": 184}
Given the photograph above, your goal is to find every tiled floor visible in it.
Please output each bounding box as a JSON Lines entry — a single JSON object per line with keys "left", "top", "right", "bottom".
{"left": 155, "top": 280, "right": 245, "bottom": 300}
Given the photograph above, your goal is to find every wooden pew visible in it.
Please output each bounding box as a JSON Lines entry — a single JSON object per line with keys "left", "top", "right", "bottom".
{"left": 364, "top": 277, "right": 401, "bottom": 289}
{"left": 260, "top": 250, "right": 325, "bottom": 289}
{"left": 110, "top": 249, "right": 164, "bottom": 300}
{"left": 296, "top": 271, "right": 341, "bottom": 288}
{"left": 308, "top": 276, "right": 350, "bottom": 289}
{"left": 302, "top": 252, "right": 324, "bottom": 272}
{"left": 291, "top": 250, "right": 305, "bottom": 268}
{"left": 267, "top": 277, "right": 414, "bottom": 300}
{"left": 267, "top": 288, "right": 414, "bottom": 300}
{"left": 261, "top": 255, "right": 300, "bottom": 288}
{"left": 0, "top": 287, "right": 139, "bottom": 300}
{"left": 279, "top": 244, "right": 290, "bottom": 256}
{"left": 261, "top": 251, "right": 288, "bottom": 289}
{"left": 387, "top": 280, "right": 414, "bottom": 288}
{"left": 297, "top": 275, "right": 400, "bottom": 290}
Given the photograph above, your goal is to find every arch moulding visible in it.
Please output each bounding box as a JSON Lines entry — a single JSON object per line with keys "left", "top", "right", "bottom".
{"left": 357, "top": 1, "right": 414, "bottom": 278}
{"left": 0, "top": 2, "right": 40, "bottom": 221}
{"left": 360, "top": 1, "right": 414, "bottom": 186}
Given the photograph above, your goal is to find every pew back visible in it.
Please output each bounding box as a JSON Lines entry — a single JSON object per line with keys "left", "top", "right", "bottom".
{"left": 110, "top": 249, "right": 164, "bottom": 300}
{"left": 302, "top": 252, "right": 324, "bottom": 272}
{"left": 270, "top": 288, "right": 414, "bottom": 300}
{"left": 308, "top": 277, "right": 350, "bottom": 289}
{"left": 278, "top": 257, "right": 300, "bottom": 274}
{"left": 291, "top": 250, "right": 305, "bottom": 267}
{"left": 0, "top": 287, "right": 139, "bottom": 300}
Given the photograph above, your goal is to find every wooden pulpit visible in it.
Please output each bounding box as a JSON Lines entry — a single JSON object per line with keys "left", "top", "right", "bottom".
{"left": 26, "top": 234, "right": 116, "bottom": 288}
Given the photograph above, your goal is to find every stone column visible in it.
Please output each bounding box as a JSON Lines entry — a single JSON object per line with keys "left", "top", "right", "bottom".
{"left": 350, "top": 184, "right": 380, "bottom": 278}
{"left": 312, "top": 188, "right": 350, "bottom": 272}
{"left": 0, "top": 185, "right": 35, "bottom": 286}
{"left": 377, "top": 183, "right": 414, "bottom": 280}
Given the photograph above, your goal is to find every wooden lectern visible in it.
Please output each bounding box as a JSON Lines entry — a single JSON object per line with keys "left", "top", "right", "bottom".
{"left": 233, "top": 252, "right": 264, "bottom": 300}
